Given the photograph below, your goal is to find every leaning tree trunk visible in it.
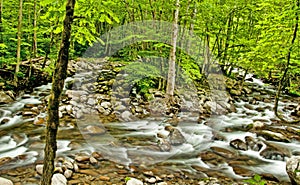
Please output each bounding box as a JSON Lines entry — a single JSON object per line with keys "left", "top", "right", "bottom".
{"left": 274, "top": 0, "right": 300, "bottom": 124}
{"left": 13, "top": 0, "right": 23, "bottom": 87}
{"left": 41, "top": 0, "right": 75, "bottom": 184}
{"left": 166, "top": 0, "right": 180, "bottom": 98}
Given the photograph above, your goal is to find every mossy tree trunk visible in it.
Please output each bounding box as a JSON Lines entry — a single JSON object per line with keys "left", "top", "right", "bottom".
{"left": 41, "top": 0, "right": 75, "bottom": 184}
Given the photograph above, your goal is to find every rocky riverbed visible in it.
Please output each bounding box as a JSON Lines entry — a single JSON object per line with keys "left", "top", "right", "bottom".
{"left": 0, "top": 58, "right": 299, "bottom": 184}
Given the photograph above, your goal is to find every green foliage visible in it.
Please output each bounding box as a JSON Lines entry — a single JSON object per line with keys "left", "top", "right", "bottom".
{"left": 244, "top": 174, "right": 267, "bottom": 185}
{"left": 124, "top": 177, "right": 131, "bottom": 182}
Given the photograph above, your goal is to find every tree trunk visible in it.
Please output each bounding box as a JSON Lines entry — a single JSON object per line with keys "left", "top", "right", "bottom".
{"left": 0, "top": 0, "right": 3, "bottom": 42}
{"left": 41, "top": 0, "right": 75, "bottom": 184}
{"left": 274, "top": 0, "right": 300, "bottom": 124}
{"left": 187, "top": 2, "right": 196, "bottom": 53}
{"left": 166, "top": 0, "right": 180, "bottom": 98}
{"left": 33, "top": 0, "right": 37, "bottom": 57}
{"left": 13, "top": 0, "right": 23, "bottom": 87}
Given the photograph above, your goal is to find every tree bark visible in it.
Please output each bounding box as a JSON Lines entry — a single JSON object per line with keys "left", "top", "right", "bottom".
{"left": 166, "top": 0, "right": 180, "bottom": 98}
{"left": 274, "top": 0, "right": 300, "bottom": 124}
{"left": 0, "top": 0, "right": 3, "bottom": 42}
{"left": 41, "top": 0, "right": 75, "bottom": 184}
{"left": 33, "top": 0, "right": 37, "bottom": 57}
{"left": 13, "top": 0, "right": 23, "bottom": 87}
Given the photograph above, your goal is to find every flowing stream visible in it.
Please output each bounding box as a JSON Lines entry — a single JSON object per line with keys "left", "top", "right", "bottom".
{"left": 0, "top": 66, "right": 298, "bottom": 183}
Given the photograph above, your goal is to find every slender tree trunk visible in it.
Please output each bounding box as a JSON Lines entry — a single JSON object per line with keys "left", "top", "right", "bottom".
{"left": 33, "top": 0, "right": 37, "bottom": 57}
{"left": 166, "top": 0, "right": 180, "bottom": 98}
{"left": 13, "top": 0, "right": 23, "bottom": 87}
{"left": 0, "top": 0, "right": 3, "bottom": 42}
{"left": 41, "top": 0, "right": 75, "bottom": 184}
{"left": 274, "top": 0, "right": 300, "bottom": 124}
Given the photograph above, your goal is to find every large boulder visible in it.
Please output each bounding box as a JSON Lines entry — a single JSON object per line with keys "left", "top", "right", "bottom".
{"left": 286, "top": 156, "right": 300, "bottom": 185}
{"left": 0, "top": 91, "right": 14, "bottom": 104}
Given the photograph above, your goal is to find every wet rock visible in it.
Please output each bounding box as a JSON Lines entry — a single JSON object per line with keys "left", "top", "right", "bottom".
{"left": 63, "top": 160, "right": 74, "bottom": 170}
{"left": 52, "top": 173, "right": 67, "bottom": 185}
{"left": 0, "top": 177, "right": 13, "bottom": 185}
{"left": 260, "top": 144, "right": 290, "bottom": 161}
{"left": 75, "top": 154, "right": 90, "bottom": 162}
{"left": 84, "top": 125, "right": 106, "bottom": 135}
{"left": 0, "top": 91, "right": 14, "bottom": 104}
{"left": 286, "top": 156, "right": 300, "bottom": 185}
{"left": 145, "top": 177, "right": 156, "bottom": 183}
{"left": 244, "top": 104, "right": 254, "bottom": 110}
{"left": 74, "top": 110, "right": 83, "bottom": 119}
{"left": 79, "top": 169, "right": 99, "bottom": 176}
{"left": 64, "top": 169, "right": 73, "bottom": 179}
{"left": 157, "top": 138, "right": 171, "bottom": 152}
{"left": 210, "top": 147, "right": 236, "bottom": 159}
{"left": 121, "top": 111, "right": 132, "bottom": 121}
{"left": 245, "top": 136, "right": 264, "bottom": 151}
{"left": 99, "top": 176, "right": 110, "bottom": 181}
{"left": 232, "top": 166, "right": 254, "bottom": 177}
{"left": 22, "top": 111, "right": 37, "bottom": 116}
{"left": 199, "top": 151, "right": 225, "bottom": 165}
{"left": 34, "top": 117, "right": 45, "bottom": 125}
{"left": 230, "top": 139, "right": 247, "bottom": 151}
{"left": 257, "top": 130, "right": 290, "bottom": 143}
{"left": 36, "top": 164, "right": 43, "bottom": 175}
{"left": 165, "top": 126, "right": 186, "bottom": 146}
{"left": 230, "top": 89, "right": 242, "bottom": 96}
{"left": 252, "top": 121, "right": 265, "bottom": 129}
{"left": 0, "top": 118, "right": 10, "bottom": 124}
{"left": 126, "top": 177, "right": 143, "bottom": 185}
{"left": 89, "top": 156, "right": 98, "bottom": 164}
{"left": 101, "top": 101, "right": 111, "bottom": 109}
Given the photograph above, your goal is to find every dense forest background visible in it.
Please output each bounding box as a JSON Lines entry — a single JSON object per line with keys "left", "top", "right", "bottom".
{"left": 0, "top": 0, "right": 299, "bottom": 95}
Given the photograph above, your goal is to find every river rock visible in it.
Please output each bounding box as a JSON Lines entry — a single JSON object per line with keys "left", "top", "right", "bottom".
{"left": 260, "top": 143, "right": 290, "bottom": 161}
{"left": 52, "top": 173, "right": 67, "bottom": 185}
{"left": 157, "top": 138, "right": 171, "bottom": 152}
{"left": 0, "top": 177, "right": 13, "bottom": 185}
{"left": 166, "top": 127, "right": 186, "bottom": 146}
{"left": 36, "top": 164, "right": 44, "bottom": 175}
{"left": 0, "top": 91, "right": 14, "bottom": 104}
{"left": 286, "top": 156, "right": 300, "bottom": 185}
{"left": 84, "top": 125, "right": 106, "bottom": 135}
{"left": 101, "top": 101, "right": 111, "bottom": 109}
{"left": 75, "top": 154, "right": 90, "bottom": 162}
{"left": 126, "top": 178, "right": 143, "bottom": 185}
{"left": 0, "top": 118, "right": 10, "bottom": 124}
{"left": 230, "top": 139, "right": 247, "bottom": 151}
{"left": 121, "top": 111, "right": 132, "bottom": 121}
{"left": 257, "top": 130, "right": 290, "bottom": 143}
{"left": 245, "top": 136, "right": 264, "bottom": 151}
{"left": 230, "top": 89, "right": 242, "bottom": 96}
{"left": 64, "top": 169, "right": 73, "bottom": 179}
